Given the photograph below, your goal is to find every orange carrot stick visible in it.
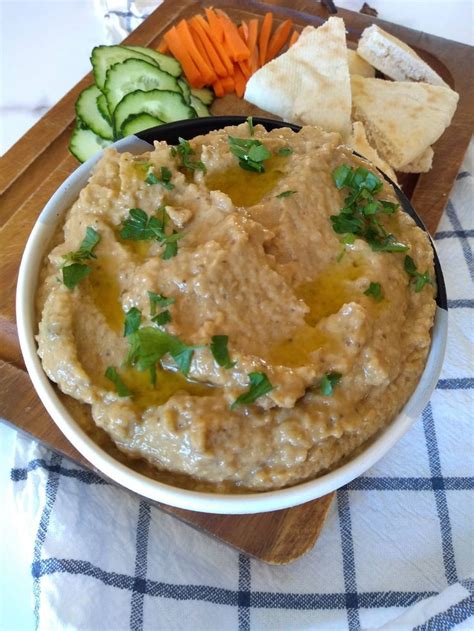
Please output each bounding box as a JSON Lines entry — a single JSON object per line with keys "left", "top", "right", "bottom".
{"left": 266, "top": 18, "right": 292, "bottom": 61}
{"left": 164, "top": 26, "right": 203, "bottom": 87}
{"left": 238, "top": 59, "right": 251, "bottom": 79}
{"left": 205, "top": 7, "right": 225, "bottom": 43}
{"left": 258, "top": 12, "right": 273, "bottom": 67}
{"left": 247, "top": 18, "right": 260, "bottom": 74}
{"left": 189, "top": 20, "right": 228, "bottom": 78}
{"left": 221, "top": 75, "right": 235, "bottom": 93}
{"left": 233, "top": 64, "right": 247, "bottom": 98}
{"left": 212, "top": 79, "right": 225, "bottom": 97}
{"left": 156, "top": 39, "right": 169, "bottom": 54}
{"left": 195, "top": 14, "right": 234, "bottom": 75}
{"left": 239, "top": 21, "right": 249, "bottom": 43}
{"left": 176, "top": 19, "right": 216, "bottom": 85}
{"left": 216, "top": 10, "right": 250, "bottom": 62}
{"left": 289, "top": 30, "right": 300, "bottom": 47}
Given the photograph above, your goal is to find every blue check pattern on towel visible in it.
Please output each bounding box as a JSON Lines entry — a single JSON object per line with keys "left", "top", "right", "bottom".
{"left": 9, "top": 142, "right": 474, "bottom": 631}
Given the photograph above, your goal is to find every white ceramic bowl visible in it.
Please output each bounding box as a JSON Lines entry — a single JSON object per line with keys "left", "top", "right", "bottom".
{"left": 16, "top": 117, "right": 448, "bottom": 514}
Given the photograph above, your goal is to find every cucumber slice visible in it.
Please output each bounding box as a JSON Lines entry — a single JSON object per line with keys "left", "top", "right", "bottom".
{"left": 104, "top": 58, "right": 180, "bottom": 115}
{"left": 190, "top": 94, "right": 211, "bottom": 117}
{"left": 124, "top": 45, "right": 182, "bottom": 78}
{"left": 121, "top": 113, "right": 164, "bottom": 137}
{"left": 178, "top": 78, "right": 191, "bottom": 104}
{"left": 75, "top": 86, "right": 114, "bottom": 140}
{"left": 91, "top": 45, "right": 159, "bottom": 91}
{"left": 97, "top": 93, "right": 112, "bottom": 124}
{"left": 114, "top": 89, "right": 196, "bottom": 137}
{"left": 69, "top": 120, "right": 112, "bottom": 163}
{"left": 190, "top": 87, "right": 214, "bottom": 106}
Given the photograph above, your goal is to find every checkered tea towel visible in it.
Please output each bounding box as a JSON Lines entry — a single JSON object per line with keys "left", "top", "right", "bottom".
{"left": 5, "top": 138, "right": 474, "bottom": 630}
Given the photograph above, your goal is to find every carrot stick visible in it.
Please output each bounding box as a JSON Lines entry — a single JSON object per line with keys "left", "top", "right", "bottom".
{"left": 216, "top": 10, "right": 250, "bottom": 62}
{"left": 259, "top": 12, "right": 273, "bottom": 67}
{"left": 238, "top": 59, "right": 251, "bottom": 79}
{"left": 239, "top": 21, "right": 249, "bottom": 43}
{"left": 221, "top": 76, "right": 235, "bottom": 93}
{"left": 156, "top": 39, "right": 169, "bottom": 54}
{"left": 247, "top": 19, "right": 259, "bottom": 74}
{"left": 233, "top": 64, "right": 247, "bottom": 98}
{"left": 164, "top": 27, "right": 203, "bottom": 87}
{"left": 176, "top": 19, "right": 216, "bottom": 85}
{"left": 212, "top": 78, "right": 225, "bottom": 97}
{"left": 195, "top": 14, "right": 234, "bottom": 75}
{"left": 266, "top": 19, "right": 293, "bottom": 61}
{"left": 189, "top": 20, "right": 228, "bottom": 78}
{"left": 289, "top": 30, "right": 300, "bottom": 47}
{"left": 205, "top": 7, "right": 225, "bottom": 43}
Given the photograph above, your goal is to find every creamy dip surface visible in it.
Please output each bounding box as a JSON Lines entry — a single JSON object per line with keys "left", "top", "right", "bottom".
{"left": 36, "top": 123, "right": 436, "bottom": 492}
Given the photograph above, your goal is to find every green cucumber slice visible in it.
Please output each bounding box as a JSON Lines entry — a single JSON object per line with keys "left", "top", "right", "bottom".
{"left": 75, "top": 86, "right": 114, "bottom": 140}
{"left": 124, "top": 45, "right": 182, "bottom": 77}
{"left": 178, "top": 78, "right": 191, "bottom": 104}
{"left": 69, "top": 120, "right": 112, "bottom": 163}
{"left": 114, "top": 89, "right": 196, "bottom": 137}
{"left": 121, "top": 113, "right": 163, "bottom": 137}
{"left": 190, "top": 87, "right": 214, "bottom": 106}
{"left": 104, "top": 58, "right": 180, "bottom": 115}
{"left": 91, "top": 45, "right": 159, "bottom": 91}
{"left": 190, "top": 94, "right": 211, "bottom": 117}
{"left": 97, "top": 93, "right": 112, "bottom": 124}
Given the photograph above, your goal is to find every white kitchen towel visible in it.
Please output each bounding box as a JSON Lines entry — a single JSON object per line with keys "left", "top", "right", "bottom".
{"left": 6, "top": 141, "right": 474, "bottom": 630}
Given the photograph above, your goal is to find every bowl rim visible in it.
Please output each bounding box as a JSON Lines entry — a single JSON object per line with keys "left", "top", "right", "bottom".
{"left": 16, "top": 116, "right": 448, "bottom": 514}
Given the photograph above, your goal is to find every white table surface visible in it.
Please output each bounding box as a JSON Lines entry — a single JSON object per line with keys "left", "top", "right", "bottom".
{"left": 0, "top": 1, "right": 472, "bottom": 630}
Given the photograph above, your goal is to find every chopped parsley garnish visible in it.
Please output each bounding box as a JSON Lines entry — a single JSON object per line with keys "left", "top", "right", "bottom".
{"left": 105, "top": 366, "right": 131, "bottom": 397}
{"left": 276, "top": 190, "right": 297, "bottom": 198}
{"left": 148, "top": 292, "right": 175, "bottom": 315}
{"left": 171, "top": 137, "right": 206, "bottom": 173}
{"left": 320, "top": 372, "right": 342, "bottom": 396}
{"left": 364, "top": 282, "right": 384, "bottom": 302}
{"left": 404, "top": 255, "right": 433, "bottom": 292}
{"left": 246, "top": 116, "right": 254, "bottom": 136}
{"left": 152, "top": 310, "right": 171, "bottom": 326}
{"left": 126, "top": 327, "right": 200, "bottom": 382}
{"left": 123, "top": 307, "right": 141, "bottom": 337}
{"left": 120, "top": 206, "right": 183, "bottom": 259}
{"left": 277, "top": 146, "right": 293, "bottom": 157}
{"left": 210, "top": 335, "right": 235, "bottom": 369}
{"left": 231, "top": 372, "right": 273, "bottom": 409}
{"left": 145, "top": 166, "right": 175, "bottom": 190}
{"left": 61, "top": 227, "right": 100, "bottom": 289}
{"left": 227, "top": 136, "right": 271, "bottom": 173}
{"left": 330, "top": 165, "right": 407, "bottom": 253}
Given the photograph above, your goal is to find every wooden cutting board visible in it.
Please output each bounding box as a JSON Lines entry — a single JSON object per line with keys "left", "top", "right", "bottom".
{"left": 0, "top": 0, "right": 472, "bottom": 565}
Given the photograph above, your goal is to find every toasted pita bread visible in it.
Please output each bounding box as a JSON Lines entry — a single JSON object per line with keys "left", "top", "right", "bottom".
{"left": 357, "top": 25, "right": 447, "bottom": 87}
{"left": 351, "top": 76, "right": 458, "bottom": 168}
{"left": 244, "top": 17, "right": 351, "bottom": 138}
{"left": 398, "top": 147, "right": 434, "bottom": 173}
{"left": 347, "top": 49, "right": 375, "bottom": 78}
{"left": 350, "top": 122, "right": 397, "bottom": 182}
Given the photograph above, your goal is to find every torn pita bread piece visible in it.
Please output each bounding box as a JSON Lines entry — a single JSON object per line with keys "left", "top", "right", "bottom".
{"left": 357, "top": 24, "right": 447, "bottom": 87}
{"left": 350, "top": 122, "right": 397, "bottom": 182}
{"left": 398, "top": 146, "right": 434, "bottom": 173}
{"left": 351, "top": 76, "right": 459, "bottom": 169}
{"left": 347, "top": 49, "right": 375, "bottom": 78}
{"left": 244, "top": 17, "right": 352, "bottom": 138}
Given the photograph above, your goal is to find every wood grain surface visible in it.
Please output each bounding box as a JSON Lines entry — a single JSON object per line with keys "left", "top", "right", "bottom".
{"left": 0, "top": 0, "right": 472, "bottom": 564}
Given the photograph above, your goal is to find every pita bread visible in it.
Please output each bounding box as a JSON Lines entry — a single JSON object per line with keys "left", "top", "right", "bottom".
{"left": 244, "top": 18, "right": 351, "bottom": 138}
{"left": 357, "top": 25, "right": 447, "bottom": 87}
{"left": 351, "top": 76, "right": 458, "bottom": 168}
{"left": 347, "top": 49, "right": 375, "bottom": 78}
{"left": 398, "top": 146, "right": 434, "bottom": 173}
{"left": 350, "top": 122, "right": 397, "bottom": 182}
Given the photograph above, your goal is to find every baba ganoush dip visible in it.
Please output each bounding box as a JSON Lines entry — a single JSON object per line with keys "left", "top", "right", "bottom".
{"left": 36, "top": 122, "right": 436, "bottom": 492}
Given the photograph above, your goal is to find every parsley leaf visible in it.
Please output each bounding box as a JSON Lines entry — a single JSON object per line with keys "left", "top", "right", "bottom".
{"left": 404, "top": 255, "right": 433, "bottom": 292}
{"left": 105, "top": 366, "right": 131, "bottom": 397}
{"left": 277, "top": 146, "right": 293, "bottom": 157}
{"left": 228, "top": 136, "right": 271, "bottom": 173}
{"left": 171, "top": 137, "right": 206, "bottom": 173}
{"left": 152, "top": 310, "right": 171, "bottom": 326}
{"left": 120, "top": 208, "right": 165, "bottom": 241}
{"left": 62, "top": 263, "right": 91, "bottom": 290}
{"left": 210, "top": 335, "right": 235, "bottom": 369}
{"left": 146, "top": 166, "right": 175, "bottom": 190}
{"left": 63, "top": 227, "right": 100, "bottom": 263}
{"left": 320, "top": 372, "right": 342, "bottom": 396}
{"left": 148, "top": 292, "right": 175, "bottom": 316}
{"left": 364, "top": 282, "right": 384, "bottom": 302}
{"left": 246, "top": 116, "right": 254, "bottom": 136}
{"left": 124, "top": 307, "right": 141, "bottom": 337}
{"left": 276, "top": 190, "right": 297, "bottom": 198}
{"left": 231, "top": 372, "right": 273, "bottom": 409}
